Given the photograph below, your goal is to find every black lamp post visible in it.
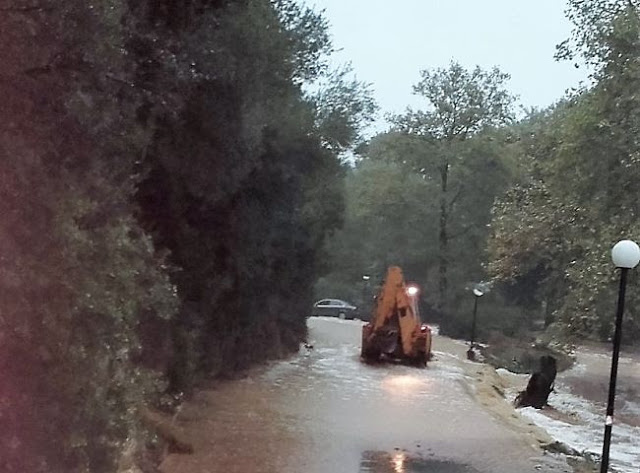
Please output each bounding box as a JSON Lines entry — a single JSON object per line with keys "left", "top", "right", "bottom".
{"left": 600, "top": 239, "right": 640, "bottom": 473}
{"left": 362, "top": 275, "right": 370, "bottom": 318}
{"left": 467, "top": 285, "right": 485, "bottom": 361}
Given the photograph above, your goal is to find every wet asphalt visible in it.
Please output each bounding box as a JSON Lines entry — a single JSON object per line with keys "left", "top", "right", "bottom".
{"left": 160, "top": 317, "right": 573, "bottom": 473}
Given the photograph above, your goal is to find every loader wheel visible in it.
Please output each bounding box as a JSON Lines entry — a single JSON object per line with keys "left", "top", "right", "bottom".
{"left": 361, "top": 341, "right": 381, "bottom": 362}
{"left": 415, "top": 352, "right": 427, "bottom": 368}
{"left": 362, "top": 348, "right": 381, "bottom": 363}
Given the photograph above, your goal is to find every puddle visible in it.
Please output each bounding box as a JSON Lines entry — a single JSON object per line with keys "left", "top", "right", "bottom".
{"left": 360, "top": 451, "right": 479, "bottom": 473}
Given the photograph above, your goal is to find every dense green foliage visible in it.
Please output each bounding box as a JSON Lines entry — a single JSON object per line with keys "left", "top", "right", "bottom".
{"left": 318, "top": 129, "right": 520, "bottom": 337}
{"left": 390, "top": 64, "right": 515, "bottom": 312}
{"left": 314, "top": 157, "right": 438, "bottom": 315}
{"left": 318, "top": 64, "right": 519, "bottom": 335}
{"left": 0, "top": 3, "right": 177, "bottom": 471}
{"left": 0, "top": 1, "right": 372, "bottom": 471}
{"left": 318, "top": 1, "right": 640, "bottom": 344}
{"left": 489, "top": 1, "right": 640, "bottom": 341}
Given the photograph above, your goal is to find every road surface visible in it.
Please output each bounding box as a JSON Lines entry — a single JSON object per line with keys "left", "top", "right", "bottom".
{"left": 160, "top": 317, "right": 573, "bottom": 473}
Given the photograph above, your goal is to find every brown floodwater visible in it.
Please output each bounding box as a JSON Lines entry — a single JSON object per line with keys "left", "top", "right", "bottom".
{"left": 523, "top": 343, "right": 640, "bottom": 472}
{"left": 560, "top": 344, "right": 640, "bottom": 426}
{"left": 160, "top": 317, "right": 572, "bottom": 473}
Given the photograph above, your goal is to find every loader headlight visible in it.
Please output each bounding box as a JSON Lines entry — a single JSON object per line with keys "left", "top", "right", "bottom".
{"left": 406, "top": 285, "right": 419, "bottom": 297}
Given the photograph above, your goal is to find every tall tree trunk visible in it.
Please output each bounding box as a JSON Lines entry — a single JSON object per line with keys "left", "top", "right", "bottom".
{"left": 438, "top": 160, "right": 449, "bottom": 311}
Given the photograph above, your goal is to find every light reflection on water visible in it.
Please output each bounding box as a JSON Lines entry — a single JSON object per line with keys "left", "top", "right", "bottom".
{"left": 392, "top": 451, "right": 406, "bottom": 472}
{"left": 359, "top": 451, "right": 479, "bottom": 473}
{"left": 381, "top": 374, "right": 432, "bottom": 400}
{"left": 382, "top": 375, "right": 425, "bottom": 390}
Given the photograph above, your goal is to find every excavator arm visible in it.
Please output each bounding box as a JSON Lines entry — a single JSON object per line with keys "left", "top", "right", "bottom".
{"left": 361, "top": 266, "right": 431, "bottom": 366}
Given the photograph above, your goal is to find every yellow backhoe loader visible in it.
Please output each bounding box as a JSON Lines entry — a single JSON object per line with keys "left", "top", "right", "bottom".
{"left": 361, "top": 266, "right": 432, "bottom": 367}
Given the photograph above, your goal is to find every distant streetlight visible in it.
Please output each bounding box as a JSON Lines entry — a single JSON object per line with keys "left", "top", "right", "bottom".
{"left": 600, "top": 240, "right": 640, "bottom": 473}
{"left": 467, "top": 283, "right": 488, "bottom": 361}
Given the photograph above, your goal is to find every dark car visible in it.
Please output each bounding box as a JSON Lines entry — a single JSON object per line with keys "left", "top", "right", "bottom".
{"left": 311, "top": 299, "right": 358, "bottom": 319}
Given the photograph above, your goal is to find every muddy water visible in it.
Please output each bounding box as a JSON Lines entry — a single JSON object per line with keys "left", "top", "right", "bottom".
{"left": 161, "top": 318, "right": 570, "bottom": 473}
{"left": 514, "top": 344, "right": 640, "bottom": 473}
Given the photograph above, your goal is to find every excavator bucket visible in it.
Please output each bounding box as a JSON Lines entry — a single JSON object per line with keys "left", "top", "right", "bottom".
{"left": 360, "top": 266, "right": 432, "bottom": 367}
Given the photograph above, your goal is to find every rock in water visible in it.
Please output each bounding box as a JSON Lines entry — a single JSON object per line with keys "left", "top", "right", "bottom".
{"left": 514, "top": 355, "right": 557, "bottom": 409}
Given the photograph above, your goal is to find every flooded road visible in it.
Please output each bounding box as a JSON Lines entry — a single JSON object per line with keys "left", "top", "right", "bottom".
{"left": 160, "top": 318, "right": 571, "bottom": 473}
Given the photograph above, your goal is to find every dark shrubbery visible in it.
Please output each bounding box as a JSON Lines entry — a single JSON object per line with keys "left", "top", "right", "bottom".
{"left": 0, "top": 1, "right": 363, "bottom": 471}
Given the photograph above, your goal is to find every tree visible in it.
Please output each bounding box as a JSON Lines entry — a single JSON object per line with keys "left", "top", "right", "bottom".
{"left": 556, "top": 0, "right": 640, "bottom": 72}
{"left": 310, "top": 65, "right": 378, "bottom": 153}
{"left": 315, "top": 158, "right": 438, "bottom": 312}
{"left": 317, "top": 122, "right": 518, "bottom": 334}
{"left": 0, "top": 2, "right": 179, "bottom": 471}
{"left": 132, "top": 0, "right": 375, "bottom": 391}
{"left": 0, "top": 0, "right": 375, "bottom": 470}
{"left": 393, "top": 62, "right": 515, "bottom": 311}
{"left": 489, "top": 3, "right": 640, "bottom": 340}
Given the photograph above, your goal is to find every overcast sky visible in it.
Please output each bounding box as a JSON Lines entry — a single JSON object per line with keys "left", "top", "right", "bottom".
{"left": 304, "top": 0, "right": 591, "bottom": 130}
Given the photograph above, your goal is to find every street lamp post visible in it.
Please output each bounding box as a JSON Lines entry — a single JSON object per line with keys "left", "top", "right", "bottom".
{"left": 362, "top": 275, "right": 371, "bottom": 318}
{"left": 600, "top": 240, "right": 640, "bottom": 473}
{"left": 467, "top": 285, "right": 485, "bottom": 361}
